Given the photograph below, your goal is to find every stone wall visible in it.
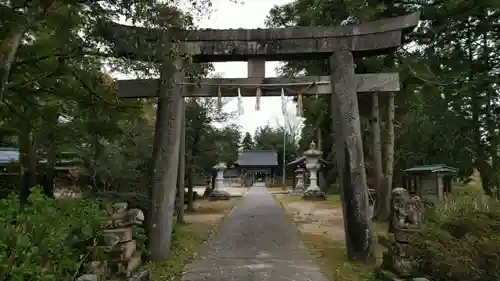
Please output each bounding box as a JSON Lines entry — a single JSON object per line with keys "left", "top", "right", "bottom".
{"left": 77, "top": 202, "right": 151, "bottom": 281}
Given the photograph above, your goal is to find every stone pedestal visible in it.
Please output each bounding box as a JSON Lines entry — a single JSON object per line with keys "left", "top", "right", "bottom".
{"left": 209, "top": 162, "right": 231, "bottom": 200}
{"left": 303, "top": 141, "right": 326, "bottom": 200}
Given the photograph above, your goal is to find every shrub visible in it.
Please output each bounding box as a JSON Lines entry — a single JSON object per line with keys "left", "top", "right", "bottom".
{"left": 411, "top": 197, "right": 500, "bottom": 281}
{"left": 0, "top": 188, "right": 108, "bottom": 281}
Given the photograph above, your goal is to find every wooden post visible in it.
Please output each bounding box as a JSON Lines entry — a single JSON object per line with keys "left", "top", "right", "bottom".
{"left": 149, "top": 59, "right": 185, "bottom": 261}
{"left": 176, "top": 100, "right": 186, "bottom": 223}
{"left": 329, "top": 51, "right": 374, "bottom": 262}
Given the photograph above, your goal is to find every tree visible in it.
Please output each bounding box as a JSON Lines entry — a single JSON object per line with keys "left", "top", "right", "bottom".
{"left": 253, "top": 125, "right": 298, "bottom": 177}
{"left": 267, "top": 0, "right": 500, "bottom": 259}
{"left": 1, "top": 0, "right": 234, "bottom": 263}
{"left": 241, "top": 132, "right": 254, "bottom": 150}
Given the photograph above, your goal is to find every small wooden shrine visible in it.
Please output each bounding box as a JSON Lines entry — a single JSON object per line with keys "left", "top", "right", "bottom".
{"left": 402, "top": 164, "right": 458, "bottom": 202}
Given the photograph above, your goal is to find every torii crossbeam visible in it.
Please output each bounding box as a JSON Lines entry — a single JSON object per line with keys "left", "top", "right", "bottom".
{"left": 96, "top": 12, "right": 420, "bottom": 62}
{"left": 116, "top": 74, "right": 399, "bottom": 98}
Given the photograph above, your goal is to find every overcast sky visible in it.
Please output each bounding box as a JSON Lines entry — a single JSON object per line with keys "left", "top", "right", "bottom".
{"left": 194, "top": 0, "right": 298, "bottom": 135}
{"left": 111, "top": 0, "right": 302, "bottom": 136}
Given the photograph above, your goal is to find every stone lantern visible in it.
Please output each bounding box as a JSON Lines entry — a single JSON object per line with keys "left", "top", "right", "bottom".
{"left": 294, "top": 168, "right": 305, "bottom": 193}
{"left": 213, "top": 162, "right": 226, "bottom": 191}
{"left": 303, "top": 141, "right": 326, "bottom": 200}
{"left": 210, "top": 162, "right": 230, "bottom": 201}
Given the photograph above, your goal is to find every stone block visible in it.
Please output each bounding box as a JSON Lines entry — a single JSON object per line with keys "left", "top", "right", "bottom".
{"left": 247, "top": 59, "right": 265, "bottom": 77}
{"left": 116, "top": 253, "right": 142, "bottom": 276}
{"left": 394, "top": 231, "right": 416, "bottom": 243}
{"left": 127, "top": 253, "right": 142, "bottom": 275}
{"left": 302, "top": 190, "right": 326, "bottom": 200}
{"left": 76, "top": 274, "right": 98, "bottom": 281}
{"left": 90, "top": 261, "right": 108, "bottom": 277}
{"left": 103, "top": 228, "right": 133, "bottom": 245}
{"left": 122, "top": 240, "right": 137, "bottom": 260}
{"left": 107, "top": 202, "right": 128, "bottom": 216}
{"left": 110, "top": 208, "right": 145, "bottom": 228}
{"left": 209, "top": 190, "right": 231, "bottom": 201}
{"left": 393, "top": 242, "right": 414, "bottom": 258}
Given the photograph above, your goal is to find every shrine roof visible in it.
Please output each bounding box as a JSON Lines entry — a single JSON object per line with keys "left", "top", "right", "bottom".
{"left": 235, "top": 150, "right": 278, "bottom": 167}
{"left": 404, "top": 164, "right": 458, "bottom": 174}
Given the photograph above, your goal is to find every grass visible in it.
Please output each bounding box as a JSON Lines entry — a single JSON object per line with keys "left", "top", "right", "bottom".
{"left": 301, "top": 233, "right": 379, "bottom": 281}
{"left": 298, "top": 222, "right": 387, "bottom": 281}
{"left": 147, "top": 222, "right": 218, "bottom": 281}
{"left": 147, "top": 199, "right": 238, "bottom": 281}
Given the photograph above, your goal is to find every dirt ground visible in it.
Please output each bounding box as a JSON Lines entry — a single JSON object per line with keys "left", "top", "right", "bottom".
{"left": 275, "top": 194, "right": 346, "bottom": 240}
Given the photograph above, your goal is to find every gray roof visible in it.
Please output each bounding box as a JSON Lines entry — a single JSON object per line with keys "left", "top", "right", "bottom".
{"left": 236, "top": 150, "right": 278, "bottom": 167}
{"left": 0, "top": 148, "right": 19, "bottom": 164}
{"left": 404, "top": 164, "right": 458, "bottom": 174}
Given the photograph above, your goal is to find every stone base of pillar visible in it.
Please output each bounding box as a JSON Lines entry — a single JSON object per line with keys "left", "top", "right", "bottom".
{"left": 209, "top": 190, "right": 231, "bottom": 201}
{"left": 288, "top": 185, "right": 304, "bottom": 196}
{"left": 302, "top": 189, "right": 326, "bottom": 200}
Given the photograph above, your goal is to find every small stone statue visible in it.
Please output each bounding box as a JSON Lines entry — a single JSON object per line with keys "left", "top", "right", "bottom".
{"left": 376, "top": 188, "right": 427, "bottom": 280}
{"left": 389, "top": 188, "right": 423, "bottom": 234}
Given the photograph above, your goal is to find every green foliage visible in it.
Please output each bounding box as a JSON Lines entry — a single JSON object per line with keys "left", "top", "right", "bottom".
{"left": 0, "top": 188, "right": 108, "bottom": 281}
{"left": 266, "top": 0, "right": 500, "bottom": 194}
{"left": 253, "top": 125, "right": 298, "bottom": 176}
{"left": 241, "top": 132, "right": 254, "bottom": 151}
{"left": 411, "top": 199, "right": 500, "bottom": 281}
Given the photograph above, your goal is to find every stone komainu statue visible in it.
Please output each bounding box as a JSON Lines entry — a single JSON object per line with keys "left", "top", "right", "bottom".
{"left": 376, "top": 188, "right": 427, "bottom": 280}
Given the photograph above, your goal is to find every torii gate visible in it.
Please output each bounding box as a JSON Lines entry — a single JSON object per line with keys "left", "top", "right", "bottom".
{"left": 97, "top": 11, "right": 420, "bottom": 261}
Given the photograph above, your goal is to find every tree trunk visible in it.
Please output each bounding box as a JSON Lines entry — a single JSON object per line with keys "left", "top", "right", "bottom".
{"left": 19, "top": 129, "right": 37, "bottom": 203}
{"left": 148, "top": 59, "right": 185, "bottom": 261}
{"left": 186, "top": 149, "right": 195, "bottom": 212}
{"left": 0, "top": 27, "right": 25, "bottom": 99}
{"left": 372, "top": 92, "right": 389, "bottom": 220}
{"left": 176, "top": 101, "right": 186, "bottom": 224}
{"left": 43, "top": 141, "right": 56, "bottom": 198}
{"left": 317, "top": 129, "right": 326, "bottom": 191}
{"left": 385, "top": 92, "right": 395, "bottom": 197}
{"left": 329, "top": 51, "right": 374, "bottom": 262}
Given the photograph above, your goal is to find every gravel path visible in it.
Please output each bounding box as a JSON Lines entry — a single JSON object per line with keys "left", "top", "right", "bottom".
{"left": 183, "top": 183, "right": 328, "bottom": 281}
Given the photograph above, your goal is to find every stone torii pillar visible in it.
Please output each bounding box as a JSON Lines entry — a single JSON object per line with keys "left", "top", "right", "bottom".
{"left": 330, "top": 50, "right": 373, "bottom": 260}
